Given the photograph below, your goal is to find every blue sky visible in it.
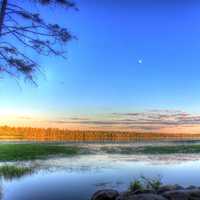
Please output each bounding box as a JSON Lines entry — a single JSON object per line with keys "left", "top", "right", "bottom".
{"left": 1, "top": 0, "right": 200, "bottom": 132}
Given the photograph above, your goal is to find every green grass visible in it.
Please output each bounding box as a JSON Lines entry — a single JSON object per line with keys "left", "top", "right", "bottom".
{"left": 139, "top": 144, "right": 200, "bottom": 154}
{"left": 0, "top": 144, "right": 81, "bottom": 161}
{"left": 1, "top": 143, "right": 200, "bottom": 162}
{"left": 101, "top": 144, "right": 200, "bottom": 154}
{"left": 129, "top": 176, "right": 162, "bottom": 192}
{"left": 0, "top": 165, "right": 33, "bottom": 179}
{"left": 129, "top": 180, "right": 144, "bottom": 191}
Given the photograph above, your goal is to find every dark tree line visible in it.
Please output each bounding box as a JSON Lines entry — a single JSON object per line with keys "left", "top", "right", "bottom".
{"left": 0, "top": 0, "right": 76, "bottom": 83}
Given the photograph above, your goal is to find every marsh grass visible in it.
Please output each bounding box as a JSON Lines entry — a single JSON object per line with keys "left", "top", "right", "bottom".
{"left": 1, "top": 143, "right": 200, "bottom": 162}
{"left": 129, "top": 180, "right": 143, "bottom": 191}
{"left": 0, "top": 144, "right": 81, "bottom": 161}
{"left": 0, "top": 165, "right": 33, "bottom": 179}
{"left": 101, "top": 144, "right": 200, "bottom": 154}
{"left": 129, "top": 176, "right": 162, "bottom": 192}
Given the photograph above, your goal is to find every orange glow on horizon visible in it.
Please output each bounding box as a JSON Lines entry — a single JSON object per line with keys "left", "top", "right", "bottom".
{"left": 1, "top": 117, "right": 200, "bottom": 134}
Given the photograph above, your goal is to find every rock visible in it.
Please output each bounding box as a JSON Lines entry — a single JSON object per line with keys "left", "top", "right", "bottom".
{"left": 126, "top": 194, "right": 167, "bottom": 200}
{"left": 157, "top": 185, "right": 183, "bottom": 194}
{"left": 186, "top": 189, "right": 200, "bottom": 197}
{"left": 116, "top": 193, "right": 125, "bottom": 200}
{"left": 91, "top": 185, "right": 200, "bottom": 200}
{"left": 133, "top": 189, "right": 156, "bottom": 195}
{"left": 186, "top": 185, "right": 197, "bottom": 190}
{"left": 162, "top": 190, "right": 189, "bottom": 200}
{"left": 115, "top": 190, "right": 156, "bottom": 200}
{"left": 175, "top": 185, "right": 184, "bottom": 190}
{"left": 162, "top": 189, "right": 200, "bottom": 200}
{"left": 91, "top": 189, "right": 119, "bottom": 200}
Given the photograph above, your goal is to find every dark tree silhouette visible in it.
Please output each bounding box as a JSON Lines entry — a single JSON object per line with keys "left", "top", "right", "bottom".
{"left": 0, "top": 0, "right": 76, "bottom": 83}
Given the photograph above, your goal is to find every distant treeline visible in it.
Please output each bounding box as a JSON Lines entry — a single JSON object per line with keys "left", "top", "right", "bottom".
{"left": 0, "top": 126, "right": 200, "bottom": 142}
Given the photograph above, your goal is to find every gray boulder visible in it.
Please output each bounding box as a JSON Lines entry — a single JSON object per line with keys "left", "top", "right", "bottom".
{"left": 162, "top": 189, "right": 200, "bottom": 200}
{"left": 116, "top": 189, "right": 156, "bottom": 200}
{"left": 125, "top": 194, "right": 167, "bottom": 200}
{"left": 133, "top": 189, "right": 156, "bottom": 195}
{"left": 91, "top": 189, "right": 119, "bottom": 200}
{"left": 157, "top": 185, "right": 183, "bottom": 194}
{"left": 186, "top": 185, "right": 197, "bottom": 190}
{"left": 91, "top": 186, "right": 200, "bottom": 200}
{"left": 162, "top": 190, "right": 189, "bottom": 200}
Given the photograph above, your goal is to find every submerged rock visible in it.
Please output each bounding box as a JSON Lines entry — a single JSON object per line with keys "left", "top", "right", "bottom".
{"left": 91, "top": 189, "right": 119, "bottom": 200}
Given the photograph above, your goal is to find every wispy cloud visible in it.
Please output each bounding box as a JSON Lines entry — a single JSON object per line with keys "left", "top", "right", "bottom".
{"left": 40, "top": 110, "right": 200, "bottom": 132}
{"left": 4, "top": 110, "right": 200, "bottom": 132}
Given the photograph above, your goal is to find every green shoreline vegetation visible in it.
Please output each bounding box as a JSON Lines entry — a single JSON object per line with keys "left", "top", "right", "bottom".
{"left": 0, "top": 165, "right": 34, "bottom": 180}
{"left": 101, "top": 144, "right": 200, "bottom": 154}
{"left": 0, "top": 143, "right": 200, "bottom": 162}
{"left": 0, "top": 144, "right": 81, "bottom": 161}
{"left": 129, "top": 176, "right": 162, "bottom": 192}
{"left": 0, "top": 143, "right": 200, "bottom": 180}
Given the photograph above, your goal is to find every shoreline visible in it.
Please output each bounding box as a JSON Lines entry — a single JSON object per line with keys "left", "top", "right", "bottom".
{"left": 1, "top": 143, "right": 200, "bottom": 161}
{"left": 91, "top": 184, "right": 200, "bottom": 200}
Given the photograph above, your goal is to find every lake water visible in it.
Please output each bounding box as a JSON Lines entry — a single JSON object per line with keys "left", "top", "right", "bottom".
{"left": 1, "top": 142, "right": 200, "bottom": 200}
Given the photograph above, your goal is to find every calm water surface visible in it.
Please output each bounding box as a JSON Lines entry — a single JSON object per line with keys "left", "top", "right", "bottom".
{"left": 1, "top": 142, "right": 200, "bottom": 200}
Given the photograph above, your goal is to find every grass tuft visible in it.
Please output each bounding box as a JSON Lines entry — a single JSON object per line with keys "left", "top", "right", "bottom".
{"left": 129, "top": 176, "right": 162, "bottom": 192}
{"left": 0, "top": 165, "right": 33, "bottom": 179}
{"left": 129, "top": 180, "right": 144, "bottom": 191}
